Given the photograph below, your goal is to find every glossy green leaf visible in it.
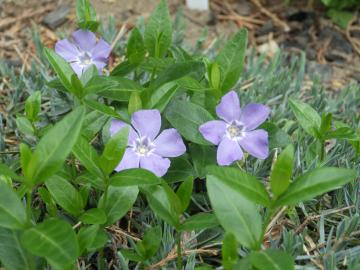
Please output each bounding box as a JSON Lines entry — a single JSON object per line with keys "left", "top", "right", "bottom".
{"left": 164, "top": 157, "right": 194, "bottom": 183}
{"left": 144, "top": 0, "right": 172, "bottom": 58}
{"left": 45, "top": 175, "right": 84, "bottom": 216}
{"left": 189, "top": 144, "right": 217, "bottom": 178}
{"left": 83, "top": 99, "right": 128, "bottom": 122}
{"left": 215, "top": 29, "right": 248, "bottom": 92}
{"left": 20, "top": 143, "right": 32, "bottom": 178}
{"left": 289, "top": 99, "right": 321, "bottom": 138}
{"left": 136, "top": 226, "right": 162, "bottom": 260}
{"left": 176, "top": 177, "right": 193, "bottom": 213}
{"left": 78, "top": 225, "right": 108, "bottom": 253}
{"left": 79, "top": 208, "right": 107, "bottom": 225}
{"left": 99, "top": 186, "right": 139, "bottom": 225}
{"left": 249, "top": 249, "right": 294, "bottom": 270}
{"left": 222, "top": 232, "right": 238, "bottom": 270}
{"left": 207, "top": 173, "right": 262, "bottom": 249}
{"left": 179, "top": 213, "right": 218, "bottom": 232}
{"left": 0, "top": 181, "right": 27, "bottom": 229}
{"left": 21, "top": 218, "right": 79, "bottom": 270}
{"left": 27, "top": 106, "right": 85, "bottom": 184}
{"left": 128, "top": 92, "right": 142, "bottom": 115}
{"left": 141, "top": 184, "right": 181, "bottom": 228}
{"left": 110, "top": 168, "right": 160, "bottom": 187}
{"left": 73, "top": 136, "right": 103, "bottom": 178}
{"left": 127, "top": 27, "right": 145, "bottom": 64}
{"left": 0, "top": 227, "right": 34, "bottom": 270}
{"left": 44, "top": 48, "right": 75, "bottom": 93}
{"left": 100, "top": 126, "right": 129, "bottom": 175}
{"left": 274, "top": 167, "right": 357, "bottom": 207}
{"left": 0, "top": 163, "right": 22, "bottom": 180}
{"left": 25, "top": 91, "right": 41, "bottom": 122}
{"left": 144, "top": 83, "right": 178, "bottom": 112}
{"left": 165, "top": 100, "right": 214, "bottom": 145}
{"left": 76, "top": 0, "right": 99, "bottom": 31}
{"left": 86, "top": 76, "right": 143, "bottom": 100}
{"left": 16, "top": 116, "right": 34, "bottom": 135}
{"left": 81, "top": 110, "right": 109, "bottom": 140}
{"left": 270, "top": 144, "right": 294, "bottom": 197}
{"left": 207, "top": 166, "right": 270, "bottom": 206}
{"left": 260, "top": 122, "right": 292, "bottom": 149}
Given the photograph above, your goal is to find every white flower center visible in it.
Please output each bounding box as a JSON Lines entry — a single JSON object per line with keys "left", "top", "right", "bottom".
{"left": 132, "top": 137, "right": 155, "bottom": 157}
{"left": 226, "top": 121, "right": 244, "bottom": 140}
{"left": 78, "top": 52, "right": 93, "bottom": 66}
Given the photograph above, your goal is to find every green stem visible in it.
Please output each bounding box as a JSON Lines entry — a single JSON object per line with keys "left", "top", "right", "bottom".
{"left": 176, "top": 231, "right": 182, "bottom": 269}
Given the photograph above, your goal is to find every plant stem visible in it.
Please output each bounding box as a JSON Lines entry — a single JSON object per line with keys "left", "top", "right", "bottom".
{"left": 176, "top": 231, "right": 182, "bottom": 269}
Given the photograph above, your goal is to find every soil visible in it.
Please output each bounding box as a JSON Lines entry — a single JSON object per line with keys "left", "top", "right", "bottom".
{"left": 1, "top": 0, "right": 359, "bottom": 89}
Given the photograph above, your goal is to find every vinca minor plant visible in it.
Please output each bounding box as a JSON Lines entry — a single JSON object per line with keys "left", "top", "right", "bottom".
{"left": 0, "top": 0, "right": 359, "bottom": 269}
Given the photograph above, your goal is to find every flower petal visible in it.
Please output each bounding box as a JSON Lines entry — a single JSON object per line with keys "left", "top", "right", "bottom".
{"left": 240, "top": 103, "right": 270, "bottom": 131}
{"left": 131, "top": 110, "right": 161, "bottom": 140}
{"left": 109, "top": 119, "right": 138, "bottom": 144}
{"left": 91, "top": 38, "right": 111, "bottom": 61}
{"left": 55, "top": 39, "right": 79, "bottom": 61}
{"left": 217, "top": 137, "right": 243, "bottom": 166}
{"left": 199, "top": 120, "right": 226, "bottom": 145}
{"left": 216, "top": 91, "right": 241, "bottom": 122}
{"left": 140, "top": 154, "right": 170, "bottom": 177}
{"left": 154, "top": 129, "right": 186, "bottom": 157}
{"left": 72, "top": 30, "right": 96, "bottom": 52}
{"left": 114, "top": 148, "right": 140, "bottom": 172}
{"left": 70, "top": 63, "right": 84, "bottom": 76}
{"left": 239, "top": 129, "right": 269, "bottom": 159}
{"left": 93, "top": 60, "right": 106, "bottom": 73}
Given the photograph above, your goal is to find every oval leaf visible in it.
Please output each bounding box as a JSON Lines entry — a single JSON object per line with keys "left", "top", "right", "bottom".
{"left": 110, "top": 168, "right": 160, "bottom": 187}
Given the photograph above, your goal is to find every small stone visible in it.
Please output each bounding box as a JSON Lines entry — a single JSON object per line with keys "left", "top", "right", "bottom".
{"left": 43, "top": 4, "right": 70, "bottom": 29}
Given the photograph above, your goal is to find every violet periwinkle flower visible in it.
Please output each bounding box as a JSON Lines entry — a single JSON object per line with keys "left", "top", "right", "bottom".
{"left": 55, "top": 29, "right": 111, "bottom": 76}
{"left": 199, "top": 91, "right": 270, "bottom": 166}
{"left": 110, "top": 110, "right": 186, "bottom": 177}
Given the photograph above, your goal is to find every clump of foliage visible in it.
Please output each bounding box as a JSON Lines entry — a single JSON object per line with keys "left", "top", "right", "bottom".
{"left": 0, "top": 0, "right": 359, "bottom": 269}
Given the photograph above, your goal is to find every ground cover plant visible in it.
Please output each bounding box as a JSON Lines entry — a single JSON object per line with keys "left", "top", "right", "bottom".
{"left": 0, "top": 0, "right": 359, "bottom": 269}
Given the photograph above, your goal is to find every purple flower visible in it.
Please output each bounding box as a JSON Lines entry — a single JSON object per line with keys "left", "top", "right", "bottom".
{"left": 110, "top": 110, "right": 186, "bottom": 177}
{"left": 55, "top": 29, "right": 111, "bottom": 76}
{"left": 199, "top": 91, "right": 270, "bottom": 166}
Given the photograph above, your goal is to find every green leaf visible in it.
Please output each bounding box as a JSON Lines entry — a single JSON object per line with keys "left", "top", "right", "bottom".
{"left": 207, "top": 166, "right": 270, "bottom": 206}
{"left": 79, "top": 208, "right": 107, "bottom": 225}
{"left": 73, "top": 136, "right": 103, "bottom": 178}
{"left": 76, "top": 0, "right": 99, "bottom": 31}
{"left": 110, "top": 168, "right": 161, "bottom": 187}
{"left": 99, "top": 186, "right": 139, "bottom": 225}
{"left": 207, "top": 173, "right": 262, "bottom": 249}
{"left": 327, "top": 9, "right": 355, "bottom": 29}
{"left": 151, "top": 61, "right": 204, "bottom": 91}
{"left": 144, "top": 83, "right": 178, "bottom": 112}
{"left": 20, "top": 143, "right": 32, "bottom": 178}
{"left": 81, "top": 110, "right": 109, "bottom": 140}
{"left": 127, "top": 27, "right": 146, "bottom": 64}
{"left": 128, "top": 92, "right": 142, "bottom": 115}
{"left": 0, "top": 181, "right": 27, "bottom": 229}
{"left": 16, "top": 116, "right": 34, "bottom": 135}
{"left": 177, "top": 76, "right": 212, "bottom": 92}
{"left": 222, "top": 233, "right": 238, "bottom": 270}
{"left": 110, "top": 61, "right": 138, "bottom": 77}
{"left": 44, "top": 48, "right": 76, "bottom": 93}
{"left": 164, "top": 157, "right": 194, "bottom": 183}
{"left": 141, "top": 184, "right": 181, "bottom": 228}
{"left": 144, "top": 0, "right": 172, "bottom": 58}
{"left": 249, "top": 249, "right": 294, "bottom": 270}
{"left": 78, "top": 225, "right": 108, "bottom": 253}
{"left": 71, "top": 73, "right": 86, "bottom": 98}
{"left": 136, "top": 226, "right": 162, "bottom": 260}
{"left": 324, "top": 127, "right": 359, "bottom": 140}
{"left": 165, "top": 100, "right": 214, "bottom": 145}
{"left": 21, "top": 218, "right": 79, "bottom": 270}
{"left": 260, "top": 122, "right": 292, "bottom": 149}
{"left": 319, "top": 113, "right": 332, "bottom": 135}
{"left": 0, "top": 163, "right": 22, "bottom": 180}
{"left": 179, "top": 213, "right": 218, "bottom": 232}
{"left": 45, "top": 175, "right": 84, "bottom": 216}
{"left": 189, "top": 144, "right": 217, "bottom": 178}
{"left": 83, "top": 99, "right": 128, "bottom": 122}
{"left": 289, "top": 99, "right": 321, "bottom": 138}
{"left": 100, "top": 126, "right": 129, "bottom": 175}
{"left": 274, "top": 167, "right": 357, "bottom": 207}
{"left": 86, "top": 76, "right": 143, "bottom": 101}
{"left": 25, "top": 91, "right": 41, "bottom": 122}
{"left": 270, "top": 144, "right": 294, "bottom": 197}
{"left": 80, "top": 64, "right": 98, "bottom": 85}
{"left": 0, "top": 227, "right": 35, "bottom": 270}
{"left": 27, "top": 107, "right": 85, "bottom": 184}
{"left": 215, "top": 29, "right": 248, "bottom": 92}
{"left": 176, "top": 177, "right": 193, "bottom": 213}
